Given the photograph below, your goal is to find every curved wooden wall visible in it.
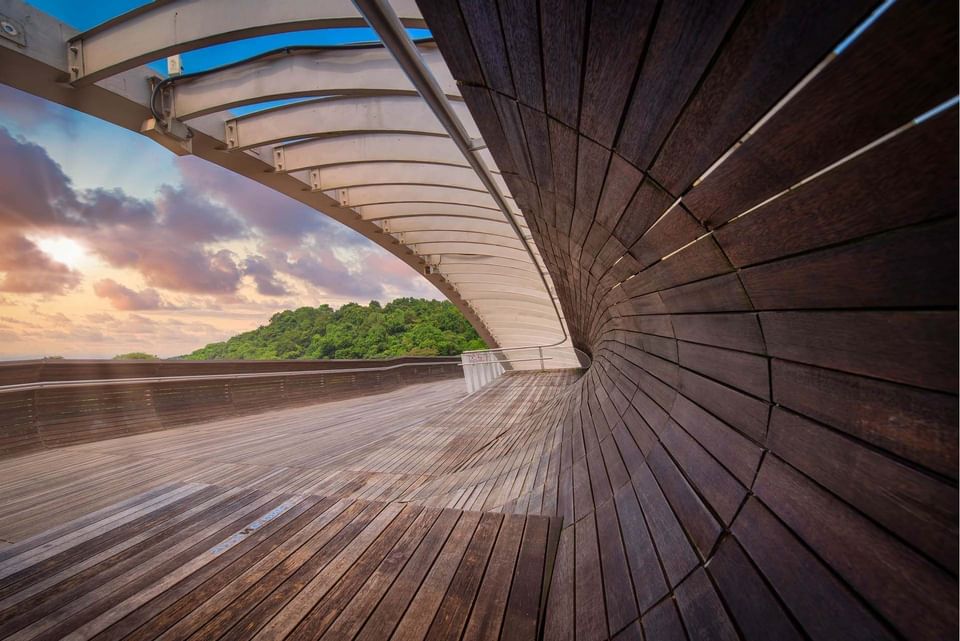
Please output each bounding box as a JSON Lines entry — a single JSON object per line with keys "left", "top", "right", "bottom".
{"left": 418, "top": 1, "right": 958, "bottom": 639}
{"left": 0, "top": 358, "right": 461, "bottom": 459}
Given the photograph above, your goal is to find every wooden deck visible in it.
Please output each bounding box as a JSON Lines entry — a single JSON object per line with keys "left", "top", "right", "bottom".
{"left": 0, "top": 372, "right": 577, "bottom": 641}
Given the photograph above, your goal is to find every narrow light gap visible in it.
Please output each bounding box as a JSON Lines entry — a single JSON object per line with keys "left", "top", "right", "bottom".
{"left": 643, "top": 197, "right": 684, "bottom": 234}
{"left": 721, "top": 95, "right": 959, "bottom": 227}
{"left": 833, "top": 0, "right": 897, "bottom": 54}
{"left": 691, "top": 0, "right": 898, "bottom": 188}
{"left": 660, "top": 231, "right": 713, "bottom": 262}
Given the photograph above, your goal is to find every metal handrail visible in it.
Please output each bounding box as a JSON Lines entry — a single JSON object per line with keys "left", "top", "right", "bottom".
{"left": 0, "top": 360, "right": 459, "bottom": 395}
{"left": 460, "top": 357, "right": 554, "bottom": 366}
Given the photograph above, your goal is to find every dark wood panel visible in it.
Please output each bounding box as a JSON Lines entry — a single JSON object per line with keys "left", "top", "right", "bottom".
{"left": 616, "top": 0, "right": 744, "bottom": 167}
{"left": 685, "top": 0, "right": 959, "bottom": 226}
{"left": 760, "top": 311, "right": 958, "bottom": 392}
{"left": 708, "top": 536, "right": 803, "bottom": 641}
{"left": 739, "top": 219, "right": 959, "bottom": 310}
{"left": 578, "top": 0, "right": 656, "bottom": 148}
{"left": 649, "top": 0, "right": 876, "bottom": 194}
{"left": 714, "top": 109, "right": 959, "bottom": 266}
{"left": 766, "top": 408, "right": 957, "bottom": 568}
{"left": 771, "top": 359, "right": 958, "bottom": 478}
{"left": 753, "top": 456, "right": 958, "bottom": 641}
{"left": 733, "top": 497, "right": 895, "bottom": 641}
{"left": 540, "top": 0, "right": 588, "bottom": 127}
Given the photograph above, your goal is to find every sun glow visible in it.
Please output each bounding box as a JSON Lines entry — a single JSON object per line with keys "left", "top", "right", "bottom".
{"left": 35, "top": 236, "right": 88, "bottom": 269}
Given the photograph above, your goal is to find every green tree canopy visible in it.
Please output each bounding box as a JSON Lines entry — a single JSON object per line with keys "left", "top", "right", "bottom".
{"left": 184, "top": 298, "right": 486, "bottom": 360}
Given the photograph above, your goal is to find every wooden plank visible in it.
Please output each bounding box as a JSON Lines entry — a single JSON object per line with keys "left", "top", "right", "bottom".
{"left": 423, "top": 511, "right": 503, "bottom": 641}
{"left": 733, "top": 497, "right": 894, "bottom": 641}
{"left": 500, "top": 515, "right": 549, "bottom": 641}
{"left": 616, "top": 0, "right": 744, "bottom": 167}
{"left": 578, "top": 0, "right": 656, "bottom": 147}
{"left": 540, "top": 0, "right": 588, "bottom": 127}
{"left": 771, "top": 359, "right": 958, "bottom": 478}
{"left": 685, "top": 0, "right": 959, "bottom": 227}
{"left": 641, "top": 598, "right": 686, "bottom": 640}
{"left": 461, "top": 512, "right": 525, "bottom": 641}
{"left": 739, "top": 219, "right": 958, "bottom": 311}
{"left": 759, "top": 311, "right": 958, "bottom": 392}
{"left": 708, "top": 536, "right": 803, "bottom": 641}
{"left": 753, "top": 456, "right": 957, "bottom": 641}
{"left": 767, "top": 408, "right": 957, "bottom": 568}
{"left": 713, "top": 110, "right": 958, "bottom": 267}
{"left": 649, "top": 0, "right": 875, "bottom": 194}
{"left": 674, "top": 567, "right": 739, "bottom": 641}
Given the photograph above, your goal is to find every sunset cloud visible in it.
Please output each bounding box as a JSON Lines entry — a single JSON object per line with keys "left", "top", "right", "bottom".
{"left": 0, "top": 234, "right": 82, "bottom": 294}
{"left": 93, "top": 279, "right": 168, "bottom": 310}
{"left": 0, "top": 86, "right": 442, "bottom": 359}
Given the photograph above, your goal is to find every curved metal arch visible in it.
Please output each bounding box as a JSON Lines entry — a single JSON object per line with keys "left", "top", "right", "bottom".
{"left": 395, "top": 230, "right": 525, "bottom": 251}
{"left": 408, "top": 242, "right": 529, "bottom": 263}
{"left": 337, "top": 185, "right": 505, "bottom": 210}
{"left": 355, "top": 202, "right": 502, "bottom": 220}
{"left": 296, "top": 165, "right": 512, "bottom": 197}
{"left": 68, "top": 0, "right": 427, "bottom": 84}
{"left": 431, "top": 257, "right": 541, "bottom": 274}
{"left": 454, "top": 284, "right": 554, "bottom": 299}
{"left": 442, "top": 274, "right": 548, "bottom": 290}
{"left": 271, "top": 134, "right": 499, "bottom": 174}
{"left": 226, "top": 95, "right": 480, "bottom": 150}
{"left": 172, "top": 45, "right": 457, "bottom": 120}
{"left": 459, "top": 291, "right": 556, "bottom": 307}
{"left": 378, "top": 216, "right": 516, "bottom": 237}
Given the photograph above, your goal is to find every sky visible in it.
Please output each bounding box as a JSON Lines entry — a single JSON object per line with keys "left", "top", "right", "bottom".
{"left": 0, "top": 2, "right": 440, "bottom": 360}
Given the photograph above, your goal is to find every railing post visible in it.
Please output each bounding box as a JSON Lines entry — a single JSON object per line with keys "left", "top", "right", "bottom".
{"left": 538, "top": 347, "right": 544, "bottom": 370}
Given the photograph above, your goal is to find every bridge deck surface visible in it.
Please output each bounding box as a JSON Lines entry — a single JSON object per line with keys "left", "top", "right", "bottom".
{"left": 0, "top": 372, "right": 578, "bottom": 641}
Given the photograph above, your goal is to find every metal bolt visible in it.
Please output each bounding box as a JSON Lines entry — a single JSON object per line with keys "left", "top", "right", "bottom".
{"left": 1, "top": 21, "right": 18, "bottom": 36}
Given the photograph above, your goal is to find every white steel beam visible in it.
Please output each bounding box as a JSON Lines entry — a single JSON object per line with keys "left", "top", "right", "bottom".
{"left": 171, "top": 44, "right": 457, "bottom": 120}
{"left": 68, "top": 0, "right": 426, "bottom": 84}
{"left": 272, "top": 133, "right": 498, "bottom": 172}
{"left": 225, "top": 95, "right": 480, "bottom": 149}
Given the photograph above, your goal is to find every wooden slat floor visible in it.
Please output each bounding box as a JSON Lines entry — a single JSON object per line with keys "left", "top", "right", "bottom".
{"left": 0, "top": 482, "right": 557, "bottom": 641}
{"left": 0, "top": 371, "right": 580, "bottom": 641}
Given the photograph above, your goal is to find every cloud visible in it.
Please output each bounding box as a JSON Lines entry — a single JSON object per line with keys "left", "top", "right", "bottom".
{"left": 0, "top": 233, "right": 82, "bottom": 294}
{"left": 243, "top": 255, "right": 290, "bottom": 296}
{"left": 93, "top": 278, "right": 168, "bottom": 310}
{"left": 0, "top": 119, "right": 440, "bottom": 309}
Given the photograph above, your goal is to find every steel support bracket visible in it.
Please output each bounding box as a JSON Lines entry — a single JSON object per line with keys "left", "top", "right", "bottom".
{"left": 308, "top": 167, "right": 322, "bottom": 191}
{"left": 224, "top": 120, "right": 239, "bottom": 149}
{"left": 66, "top": 38, "right": 83, "bottom": 81}
{"left": 140, "top": 116, "right": 193, "bottom": 156}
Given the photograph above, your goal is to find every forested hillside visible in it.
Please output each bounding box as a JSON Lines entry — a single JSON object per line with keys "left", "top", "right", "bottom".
{"left": 183, "top": 298, "right": 485, "bottom": 360}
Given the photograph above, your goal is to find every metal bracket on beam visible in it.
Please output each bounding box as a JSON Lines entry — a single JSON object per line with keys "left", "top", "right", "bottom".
{"left": 224, "top": 120, "right": 239, "bottom": 149}
{"left": 66, "top": 39, "right": 82, "bottom": 80}
{"left": 139, "top": 77, "right": 192, "bottom": 155}
{"left": 0, "top": 14, "right": 26, "bottom": 47}
{"left": 273, "top": 147, "right": 285, "bottom": 171}
{"left": 140, "top": 116, "right": 192, "bottom": 155}
{"left": 308, "top": 168, "right": 322, "bottom": 191}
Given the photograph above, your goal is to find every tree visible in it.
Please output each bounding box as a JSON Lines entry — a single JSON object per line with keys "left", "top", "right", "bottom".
{"left": 113, "top": 352, "right": 159, "bottom": 360}
{"left": 182, "top": 298, "right": 486, "bottom": 360}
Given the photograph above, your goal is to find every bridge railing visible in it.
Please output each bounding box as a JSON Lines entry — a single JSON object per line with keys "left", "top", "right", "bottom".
{"left": 0, "top": 357, "right": 461, "bottom": 459}
{"left": 460, "top": 345, "right": 590, "bottom": 394}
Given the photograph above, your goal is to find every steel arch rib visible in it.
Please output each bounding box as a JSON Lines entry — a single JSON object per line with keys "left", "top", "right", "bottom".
{"left": 225, "top": 96, "right": 481, "bottom": 149}
{"left": 68, "top": 0, "right": 426, "bottom": 84}
{"left": 171, "top": 45, "right": 458, "bottom": 120}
